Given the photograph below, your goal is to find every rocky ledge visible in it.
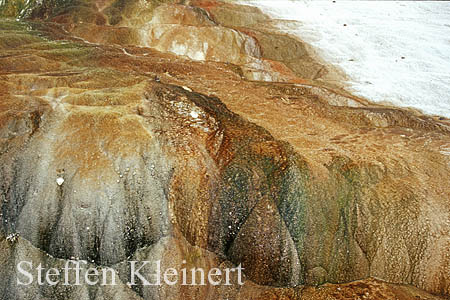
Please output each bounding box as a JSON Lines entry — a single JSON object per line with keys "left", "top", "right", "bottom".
{"left": 0, "top": 1, "right": 449, "bottom": 299}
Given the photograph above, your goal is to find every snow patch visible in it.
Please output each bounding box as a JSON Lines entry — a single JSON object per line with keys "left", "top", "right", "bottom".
{"left": 243, "top": 0, "right": 450, "bottom": 118}
{"left": 190, "top": 110, "right": 199, "bottom": 119}
{"left": 56, "top": 177, "right": 65, "bottom": 186}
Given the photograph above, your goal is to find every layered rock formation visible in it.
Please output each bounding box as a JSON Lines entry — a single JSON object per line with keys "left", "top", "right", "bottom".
{"left": 0, "top": 1, "right": 449, "bottom": 299}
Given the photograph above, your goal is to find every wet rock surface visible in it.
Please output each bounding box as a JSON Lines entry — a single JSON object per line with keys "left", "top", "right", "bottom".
{"left": 0, "top": 1, "right": 449, "bottom": 299}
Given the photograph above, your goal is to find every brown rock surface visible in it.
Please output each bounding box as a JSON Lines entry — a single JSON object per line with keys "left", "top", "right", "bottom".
{"left": 0, "top": 1, "right": 449, "bottom": 300}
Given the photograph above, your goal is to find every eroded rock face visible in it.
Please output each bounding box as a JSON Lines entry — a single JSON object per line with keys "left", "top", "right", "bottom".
{"left": 17, "top": 0, "right": 327, "bottom": 82}
{"left": 0, "top": 1, "right": 449, "bottom": 300}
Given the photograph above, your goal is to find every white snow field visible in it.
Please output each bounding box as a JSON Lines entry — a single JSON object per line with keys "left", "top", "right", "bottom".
{"left": 243, "top": 0, "right": 450, "bottom": 118}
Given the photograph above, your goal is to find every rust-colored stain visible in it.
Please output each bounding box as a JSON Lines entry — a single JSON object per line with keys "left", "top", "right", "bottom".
{"left": 0, "top": 0, "right": 449, "bottom": 298}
